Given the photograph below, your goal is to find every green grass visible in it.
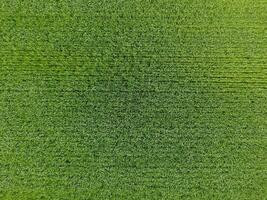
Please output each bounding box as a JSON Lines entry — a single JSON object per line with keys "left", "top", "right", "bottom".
{"left": 0, "top": 0, "right": 266, "bottom": 199}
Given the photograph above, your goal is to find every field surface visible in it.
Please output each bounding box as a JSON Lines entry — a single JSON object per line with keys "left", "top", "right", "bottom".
{"left": 0, "top": 0, "right": 266, "bottom": 199}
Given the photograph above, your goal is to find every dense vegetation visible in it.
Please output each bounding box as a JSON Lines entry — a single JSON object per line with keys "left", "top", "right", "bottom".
{"left": 0, "top": 1, "right": 266, "bottom": 199}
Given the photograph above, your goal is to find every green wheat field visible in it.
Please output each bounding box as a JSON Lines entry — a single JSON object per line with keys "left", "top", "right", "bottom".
{"left": 0, "top": 0, "right": 266, "bottom": 199}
